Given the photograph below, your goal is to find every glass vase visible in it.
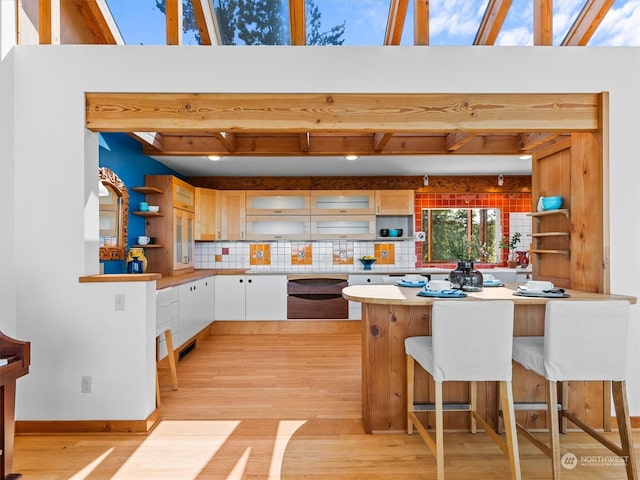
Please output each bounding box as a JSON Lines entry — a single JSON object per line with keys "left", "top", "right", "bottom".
{"left": 449, "top": 261, "right": 484, "bottom": 292}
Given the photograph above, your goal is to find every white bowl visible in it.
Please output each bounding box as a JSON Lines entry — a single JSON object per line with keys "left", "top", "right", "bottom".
{"left": 148, "top": 205, "right": 160, "bottom": 213}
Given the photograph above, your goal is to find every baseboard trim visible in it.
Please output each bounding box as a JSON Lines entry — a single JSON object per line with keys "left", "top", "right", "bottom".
{"left": 16, "top": 409, "right": 160, "bottom": 435}
{"left": 210, "top": 320, "right": 361, "bottom": 335}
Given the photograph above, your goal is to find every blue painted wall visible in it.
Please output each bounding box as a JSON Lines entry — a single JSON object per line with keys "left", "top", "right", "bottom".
{"left": 99, "top": 133, "right": 184, "bottom": 273}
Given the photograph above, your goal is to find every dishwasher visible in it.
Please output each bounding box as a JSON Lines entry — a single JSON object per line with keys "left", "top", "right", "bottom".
{"left": 287, "top": 275, "right": 349, "bottom": 319}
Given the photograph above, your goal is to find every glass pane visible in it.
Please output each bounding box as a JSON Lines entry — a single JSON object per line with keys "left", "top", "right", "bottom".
{"left": 106, "top": 0, "right": 200, "bottom": 45}
{"left": 213, "top": 0, "right": 289, "bottom": 45}
{"left": 175, "top": 214, "right": 183, "bottom": 263}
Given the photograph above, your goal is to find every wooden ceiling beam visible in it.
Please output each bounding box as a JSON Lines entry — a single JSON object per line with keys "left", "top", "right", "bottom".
{"left": 474, "top": 0, "right": 512, "bottom": 45}
{"left": 212, "top": 132, "right": 236, "bottom": 152}
{"left": 533, "top": 0, "right": 553, "bottom": 45}
{"left": 446, "top": 132, "right": 476, "bottom": 151}
{"left": 73, "top": 0, "right": 124, "bottom": 44}
{"left": 39, "top": 0, "right": 61, "bottom": 44}
{"left": 373, "top": 133, "right": 394, "bottom": 152}
{"left": 384, "top": 0, "right": 409, "bottom": 45}
{"left": 519, "top": 132, "right": 561, "bottom": 151}
{"left": 561, "top": 0, "right": 614, "bottom": 46}
{"left": 414, "top": 0, "right": 429, "bottom": 45}
{"left": 299, "top": 133, "right": 310, "bottom": 152}
{"left": 166, "top": 0, "right": 183, "bottom": 45}
{"left": 289, "top": 0, "right": 306, "bottom": 45}
{"left": 86, "top": 92, "right": 600, "bottom": 133}
{"left": 148, "top": 133, "right": 530, "bottom": 156}
{"left": 129, "top": 132, "right": 163, "bottom": 152}
{"left": 191, "top": 0, "right": 219, "bottom": 45}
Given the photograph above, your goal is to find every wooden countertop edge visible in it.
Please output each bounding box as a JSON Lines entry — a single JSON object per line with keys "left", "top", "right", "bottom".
{"left": 342, "top": 285, "right": 637, "bottom": 305}
{"left": 79, "top": 273, "right": 162, "bottom": 283}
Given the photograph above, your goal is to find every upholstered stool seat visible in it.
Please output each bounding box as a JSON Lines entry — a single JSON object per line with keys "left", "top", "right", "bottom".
{"left": 512, "top": 300, "right": 636, "bottom": 480}
{"left": 405, "top": 300, "right": 521, "bottom": 480}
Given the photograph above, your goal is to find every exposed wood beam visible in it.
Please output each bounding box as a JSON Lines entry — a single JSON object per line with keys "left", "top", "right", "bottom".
{"left": 289, "top": 0, "right": 306, "bottom": 45}
{"left": 129, "top": 132, "right": 163, "bottom": 152}
{"left": 146, "top": 133, "right": 570, "bottom": 157}
{"left": 166, "top": 0, "right": 183, "bottom": 45}
{"left": 299, "top": 133, "right": 310, "bottom": 152}
{"left": 446, "top": 132, "right": 476, "bottom": 151}
{"left": 373, "top": 133, "right": 394, "bottom": 152}
{"left": 414, "top": 0, "right": 429, "bottom": 45}
{"left": 86, "top": 92, "right": 601, "bottom": 133}
{"left": 562, "top": 0, "right": 614, "bottom": 46}
{"left": 213, "top": 132, "right": 236, "bottom": 152}
{"left": 519, "top": 132, "right": 561, "bottom": 151}
{"left": 474, "top": 0, "right": 512, "bottom": 45}
{"left": 190, "top": 0, "right": 219, "bottom": 45}
{"left": 73, "top": 0, "right": 124, "bottom": 44}
{"left": 384, "top": 0, "right": 409, "bottom": 45}
{"left": 39, "top": 0, "right": 61, "bottom": 44}
{"left": 533, "top": 0, "right": 553, "bottom": 46}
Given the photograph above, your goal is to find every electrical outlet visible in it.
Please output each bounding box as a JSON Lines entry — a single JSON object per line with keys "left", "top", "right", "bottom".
{"left": 114, "top": 294, "right": 125, "bottom": 311}
{"left": 81, "top": 376, "right": 92, "bottom": 393}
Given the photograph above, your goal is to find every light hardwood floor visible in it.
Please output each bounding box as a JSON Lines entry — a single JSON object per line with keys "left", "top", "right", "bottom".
{"left": 14, "top": 332, "right": 639, "bottom": 479}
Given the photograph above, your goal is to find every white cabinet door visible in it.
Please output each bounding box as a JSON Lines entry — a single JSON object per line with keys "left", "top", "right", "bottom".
{"left": 179, "top": 276, "right": 215, "bottom": 344}
{"left": 156, "top": 287, "right": 179, "bottom": 359}
{"left": 246, "top": 275, "right": 287, "bottom": 320}
{"left": 214, "top": 275, "right": 247, "bottom": 320}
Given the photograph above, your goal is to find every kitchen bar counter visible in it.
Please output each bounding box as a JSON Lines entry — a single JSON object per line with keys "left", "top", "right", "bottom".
{"left": 342, "top": 284, "right": 636, "bottom": 434}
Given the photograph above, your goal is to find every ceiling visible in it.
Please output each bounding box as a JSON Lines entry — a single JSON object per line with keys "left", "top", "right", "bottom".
{"left": 38, "top": 0, "right": 624, "bottom": 177}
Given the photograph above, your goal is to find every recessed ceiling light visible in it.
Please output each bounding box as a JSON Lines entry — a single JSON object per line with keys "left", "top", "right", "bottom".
{"left": 345, "top": 155, "right": 358, "bottom": 161}
{"left": 207, "top": 155, "right": 222, "bottom": 161}
{"left": 519, "top": 154, "right": 532, "bottom": 160}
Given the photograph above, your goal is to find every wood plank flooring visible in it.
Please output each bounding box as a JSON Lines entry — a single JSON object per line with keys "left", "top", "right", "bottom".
{"left": 14, "top": 332, "right": 639, "bottom": 479}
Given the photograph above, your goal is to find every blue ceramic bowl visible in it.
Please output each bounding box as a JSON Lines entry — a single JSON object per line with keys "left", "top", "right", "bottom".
{"left": 388, "top": 229, "right": 403, "bottom": 237}
{"left": 541, "top": 196, "right": 562, "bottom": 210}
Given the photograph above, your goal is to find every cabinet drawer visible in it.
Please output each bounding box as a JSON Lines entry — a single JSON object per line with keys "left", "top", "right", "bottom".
{"left": 287, "top": 279, "right": 347, "bottom": 295}
{"left": 287, "top": 295, "right": 348, "bottom": 319}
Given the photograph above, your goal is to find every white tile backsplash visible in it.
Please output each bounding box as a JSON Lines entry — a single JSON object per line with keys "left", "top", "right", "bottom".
{"left": 509, "top": 212, "right": 532, "bottom": 251}
{"left": 195, "top": 240, "right": 418, "bottom": 271}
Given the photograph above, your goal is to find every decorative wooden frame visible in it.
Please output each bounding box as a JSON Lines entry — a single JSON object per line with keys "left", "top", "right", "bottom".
{"left": 99, "top": 167, "right": 129, "bottom": 261}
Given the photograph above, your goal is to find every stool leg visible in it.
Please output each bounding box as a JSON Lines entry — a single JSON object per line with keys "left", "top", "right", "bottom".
{"left": 500, "top": 381, "right": 522, "bottom": 480}
{"left": 406, "top": 355, "right": 415, "bottom": 434}
{"left": 547, "top": 380, "right": 562, "bottom": 479}
{"left": 435, "top": 381, "right": 444, "bottom": 480}
{"left": 164, "top": 329, "right": 178, "bottom": 391}
{"left": 470, "top": 381, "right": 477, "bottom": 434}
{"left": 612, "top": 381, "right": 638, "bottom": 480}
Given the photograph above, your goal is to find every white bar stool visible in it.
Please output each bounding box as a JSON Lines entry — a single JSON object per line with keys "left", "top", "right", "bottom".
{"left": 512, "top": 300, "right": 637, "bottom": 480}
{"left": 156, "top": 326, "right": 178, "bottom": 407}
{"left": 405, "top": 300, "right": 521, "bottom": 480}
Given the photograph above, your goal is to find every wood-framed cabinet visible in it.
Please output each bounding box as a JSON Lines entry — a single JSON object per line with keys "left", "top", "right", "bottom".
{"left": 143, "top": 175, "right": 196, "bottom": 276}
{"left": 195, "top": 187, "right": 220, "bottom": 241}
{"left": 246, "top": 190, "right": 310, "bottom": 215}
{"left": 219, "top": 190, "right": 246, "bottom": 240}
{"left": 375, "top": 190, "right": 414, "bottom": 215}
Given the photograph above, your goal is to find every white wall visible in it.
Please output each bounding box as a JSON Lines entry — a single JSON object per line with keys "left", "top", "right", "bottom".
{"left": 7, "top": 45, "right": 640, "bottom": 419}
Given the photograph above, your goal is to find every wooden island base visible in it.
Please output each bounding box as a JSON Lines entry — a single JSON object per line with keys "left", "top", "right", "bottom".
{"left": 342, "top": 284, "right": 636, "bottom": 434}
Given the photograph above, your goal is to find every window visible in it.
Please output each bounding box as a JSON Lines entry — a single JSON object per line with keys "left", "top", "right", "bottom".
{"left": 422, "top": 208, "right": 500, "bottom": 262}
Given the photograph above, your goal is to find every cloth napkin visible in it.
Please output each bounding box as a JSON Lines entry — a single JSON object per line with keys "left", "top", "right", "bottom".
{"left": 417, "top": 289, "right": 467, "bottom": 298}
{"left": 396, "top": 280, "right": 426, "bottom": 287}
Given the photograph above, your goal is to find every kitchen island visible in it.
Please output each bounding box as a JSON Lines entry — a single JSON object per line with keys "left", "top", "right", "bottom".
{"left": 342, "top": 284, "right": 636, "bottom": 434}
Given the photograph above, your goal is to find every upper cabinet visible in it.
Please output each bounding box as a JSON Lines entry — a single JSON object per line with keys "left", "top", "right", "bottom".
{"left": 311, "top": 191, "right": 375, "bottom": 215}
{"left": 375, "top": 190, "right": 414, "bottom": 215}
{"left": 195, "top": 187, "right": 220, "bottom": 241}
{"left": 219, "top": 190, "right": 246, "bottom": 240}
{"left": 246, "top": 191, "right": 311, "bottom": 215}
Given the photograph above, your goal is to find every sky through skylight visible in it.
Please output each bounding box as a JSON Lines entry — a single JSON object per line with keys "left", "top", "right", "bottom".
{"left": 106, "top": 0, "right": 640, "bottom": 46}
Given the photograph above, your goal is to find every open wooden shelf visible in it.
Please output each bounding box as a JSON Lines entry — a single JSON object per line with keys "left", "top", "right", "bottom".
{"left": 531, "top": 232, "right": 570, "bottom": 238}
{"left": 531, "top": 249, "right": 570, "bottom": 255}
{"left": 132, "top": 211, "right": 163, "bottom": 217}
{"left": 528, "top": 209, "right": 570, "bottom": 220}
{"left": 131, "top": 186, "right": 163, "bottom": 194}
